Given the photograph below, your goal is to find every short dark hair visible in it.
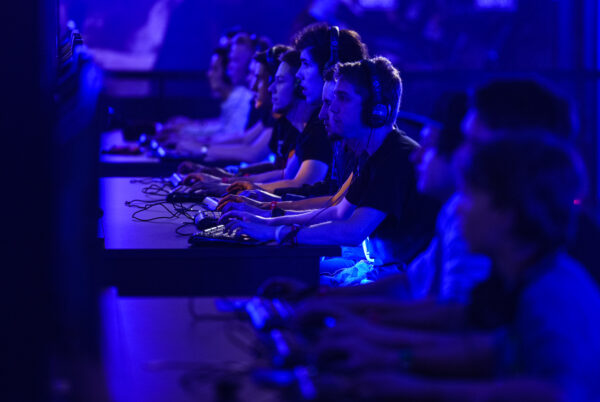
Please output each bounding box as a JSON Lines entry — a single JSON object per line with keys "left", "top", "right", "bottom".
{"left": 232, "top": 32, "right": 272, "bottom": 52}
{"left": 292, "top": 23, "right": 368, "bottom": 73}
{"left": 472, "top": 79, "right": 575, "bottom": 139}
{"left": 334, "top": 56, "right": 402, "bottom": 125}
{"left": 254, "top": 44, "right": 292, "bottom": 80}
{"left": 280, "top": 49, "right": 301, "bottom": 71}
{"left": 458, "top": 132, "right": 585, "bottom": 248}
{"left": 431, "top": 92, "right": 468, "bottom": 158}
{"left": 323, "top": 67, "right": 335, "bottom": 82}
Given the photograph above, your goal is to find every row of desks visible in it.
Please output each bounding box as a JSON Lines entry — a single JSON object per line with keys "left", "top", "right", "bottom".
{"left": 100, "top": 177, "right": 339, "bottom": 296}
{"left": 99, "top": 130, "right": 338, "bottom": 400}
{"left": 99, "top": 130, "right": 340, "bottom": 296}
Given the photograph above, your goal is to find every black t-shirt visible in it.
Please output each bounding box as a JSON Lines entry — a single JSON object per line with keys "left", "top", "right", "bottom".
{"left": 268, "top": 116, "right": 300, "bottom": 168}
{"left": 345, "top": 129, "right": 439, "bottom": 264}
{"left": 331, "top": 141, "right": 362, "bottom": 189}
{"left": 245, "top": 100, "right": 274, "bottom": 130}
{"left": 294, "top": 109, "right": 333, "bottom": 165}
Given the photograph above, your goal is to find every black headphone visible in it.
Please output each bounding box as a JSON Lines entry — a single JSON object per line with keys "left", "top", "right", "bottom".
{"left": 323, "top": 25, "right": 340, "bottom": 73}
{"left": 361, "top": 59, "right": 391, "bottom": 128}
{"left": 265, "top": 47, "right": 278, "bottom": 84}
{"left": 324, "top": 25, "right": 340, "bottom": 72}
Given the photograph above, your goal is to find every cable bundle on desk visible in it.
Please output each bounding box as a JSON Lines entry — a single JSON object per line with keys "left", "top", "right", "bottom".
{"left": 125, "top": 199, "right": 199, "bottom": 223}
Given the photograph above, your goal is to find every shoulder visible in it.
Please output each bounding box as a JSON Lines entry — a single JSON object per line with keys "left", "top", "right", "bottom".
{"left": 370, "top": 130, "right": 417, "bottom": 171}
{"left": 230, "top": 86, "right": 254, "bottom": 102}
{"left": 522, "top": 253, "right": 599, "bottom": 302}
{"left": 518, "top": 252, "right": 600, "bottom": 331}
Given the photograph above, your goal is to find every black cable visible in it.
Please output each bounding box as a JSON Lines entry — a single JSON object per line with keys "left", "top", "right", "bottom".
{"left": 176, "top": 222, "right": 197, "bottom": 237}
{"left": 125, "top": 199, "right": 167, "bottom": 207}
{"left": 130, "top": 178, "right": 164, "bottom": 184}
{"left": 141, "top": 183, "right": 171, "bottom": 196}
{"left": 131, "top": 201, "right": 181, "bottom": 222}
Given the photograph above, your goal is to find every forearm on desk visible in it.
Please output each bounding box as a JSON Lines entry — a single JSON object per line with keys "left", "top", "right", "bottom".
{"left": 205, "top": 131, "right": 271, "bottom": 163}
{"left": 246, "top": 169, "right": 285, "bottom": 183}
{"left": 259, "top": 160, "right": 329, "bottom": 193}
{"left": 277, "top": 196, "right": 332, "bottom": 211}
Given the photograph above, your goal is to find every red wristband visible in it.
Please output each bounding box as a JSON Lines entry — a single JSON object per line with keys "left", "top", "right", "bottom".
{"left": 270, "top": 201, "right": 278, "bottom": 210}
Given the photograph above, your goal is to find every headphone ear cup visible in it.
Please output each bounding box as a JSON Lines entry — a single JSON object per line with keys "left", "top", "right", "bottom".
{"left": 370, "top": 103, "right": 390, "bottom": 128}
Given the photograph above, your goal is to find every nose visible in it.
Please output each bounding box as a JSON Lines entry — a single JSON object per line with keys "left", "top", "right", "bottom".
{"left": 318, "top": 104, "right": 327, "bottom": 121}
{"left": 329, "top": 99, "right": 339, "bottom": 115}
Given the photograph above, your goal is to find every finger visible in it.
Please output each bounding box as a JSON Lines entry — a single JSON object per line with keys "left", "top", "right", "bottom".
{"left": 224, "top": 220, "right": 241, "bottom": 233}
{"left": 227, "top": 185, "right": 241, "bottom": 194}
{"left": 221, "top": 202, "right": 243, "bottom": 214}
{"left": 226, "top": 182, "right": 241, "bottom": 192}
{"left": 217, "top": 200, "right": 232, "bottom": 212}
{"left": 219, "top": 210, "right": 242, "bottom": 222}
{"left": 217, "top": 195, "right": 241, "bottom": 209}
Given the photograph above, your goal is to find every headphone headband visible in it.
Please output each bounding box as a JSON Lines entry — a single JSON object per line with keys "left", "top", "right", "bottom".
{"left": 325, "top": 26, "right": 340, "bottom": 71}
{"left": 361, "top": 59, "right": 390, "bottom": 128}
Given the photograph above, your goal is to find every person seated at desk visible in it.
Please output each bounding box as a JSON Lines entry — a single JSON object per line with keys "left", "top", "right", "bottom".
{"left": 261, "top": 78, "right": 585, "bottom": 318}
{"left": 175, "top": 44, "right": 291, "bottom": 168}
{"left": 462, "top": 78, "right": 600, "bottom": 285}
{"left": 179, "top": 49, "right": 318, "bottom": 196}
{"left": 160, "top": 33, "right": 268, "bottom": 148}
{"left": 303, "top": 134, "right": 600, "bottom": 402}
{"left": 215, "top": 67, "right": 363, "bottom": 217}
{"left": 223, "top": 24, "right": 366, "bottom": 196}
{"left": 185, "top": 24, "right": 369, "bottom": 196}
{"left": 221, "top": 57, "right": 438, "bottom": 275}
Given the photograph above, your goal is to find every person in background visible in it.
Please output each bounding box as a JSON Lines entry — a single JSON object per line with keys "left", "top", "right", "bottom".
{"left": 307, "top": 134, "right": 600, "bottom": 402}
{"left": 221, "top": 57, "right": 438, "bottom": 281}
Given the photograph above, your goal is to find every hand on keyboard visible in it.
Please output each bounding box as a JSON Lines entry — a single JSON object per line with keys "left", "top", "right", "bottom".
{"left": 222, "top": 218, "right": 277, "bottom": 242}
{"left": 220, "top": 210, "right": 267, "bottom": 225}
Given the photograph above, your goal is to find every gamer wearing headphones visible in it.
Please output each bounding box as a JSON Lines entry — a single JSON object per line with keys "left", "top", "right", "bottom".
{"left": 181, "top": 49, "right": 318, "bottom": 196}
{"left": 225, "top": 23, "right": 368, "bottom": 196}
{"left": 222, "top": 57, "right": 438, "bottom": 273}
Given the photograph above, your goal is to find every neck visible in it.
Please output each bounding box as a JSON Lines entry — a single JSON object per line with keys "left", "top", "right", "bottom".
{"left": 286, "top": 99, "right": 318, "bottom": 132}
{"left": 357, "top": 123, "right": 394, "bottom": 155}
{"left": 490, "top": 240, "right": 542, "bottom": 289}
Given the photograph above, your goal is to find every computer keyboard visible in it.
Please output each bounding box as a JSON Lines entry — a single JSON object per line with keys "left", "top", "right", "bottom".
{"left": 188, "top": 224, "right": 257, "bottom": 245}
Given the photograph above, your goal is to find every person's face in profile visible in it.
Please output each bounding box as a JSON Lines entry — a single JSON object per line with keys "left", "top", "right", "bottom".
{"left": 206, "top": 53, "right": 227, "bottom": 99}
{"left": 318, "top": 80, "right": 337, "bottom": 137}
{"left": 268, "top": 62, "right": 295, "bottom": 114}
{"left": 328, "top": 78, "right": 365, "bottom": 139}
{"left": 462, "top": 108, "right": 495, "bottom": 143}
{"left": 248, "top": 60, "right": 269, "bottom": 106}
{"left": 297, "top": 49, "right": 324, "bottom": 105}
{"left": 228, "top": 43, "right": 253, "bottom": 86}
{"left": 455, "top": 178, "right": 512, "bottom": 255}
{"left": 415, "top": 126, "right": 454, "bottom": 199}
